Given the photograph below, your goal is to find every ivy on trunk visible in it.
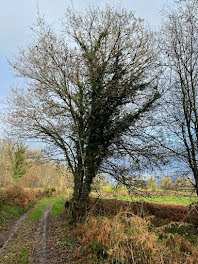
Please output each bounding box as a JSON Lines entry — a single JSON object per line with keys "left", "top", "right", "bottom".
{"left": 6, "top": 7, "right": 161, "bottom": 221}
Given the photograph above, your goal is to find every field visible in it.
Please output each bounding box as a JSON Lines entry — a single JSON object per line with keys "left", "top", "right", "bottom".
{"left": 92, "top": 186, "right": 198, "bottom": 206}
{"left": 0, "top": 186, "right": 198, "bottom": 263}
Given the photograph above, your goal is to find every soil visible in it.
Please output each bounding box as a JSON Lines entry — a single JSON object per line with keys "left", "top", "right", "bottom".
{"left": 33, "top": 203, "right": 53, "bottom": 264}
{"left": 0, "top": 207, "right": 34, "bottom": 256}
{"left": 46, "top": 212, "right": 80, "bottom": 264}
{"left": 0, "top": 202, "right": 75, "bottom": 264}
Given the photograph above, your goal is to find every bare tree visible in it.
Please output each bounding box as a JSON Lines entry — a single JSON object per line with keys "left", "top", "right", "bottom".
{"left": 5, "top": 7, "right": 161, "bottom": 220}
{"left": 0, "top": 140, "right": 13, "bottom": 186}
{"left": 161, "top": 0, "right": 198, "bottom": 194}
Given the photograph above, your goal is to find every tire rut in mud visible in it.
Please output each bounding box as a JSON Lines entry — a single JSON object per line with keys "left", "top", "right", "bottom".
{"left": 0, "top": 207, "right": 34, "bottom": 256}
{"left": 33, "top": 203, "right": 53, "bottom": 264}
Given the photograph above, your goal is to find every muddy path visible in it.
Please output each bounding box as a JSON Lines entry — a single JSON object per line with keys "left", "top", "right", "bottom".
{"left": 33, "top": 203, "right": 53, "bottom": 264}
{"left": 0, "top": 199, "right": 71, "bottom": 264}
{"left": 0, "top": 207, "right": 34, "bottom": 256}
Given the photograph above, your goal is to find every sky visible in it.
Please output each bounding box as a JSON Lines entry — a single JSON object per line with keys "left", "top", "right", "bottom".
{"left": 0, "top": 0, "right": 172, "bottom": 100}
{"left": 0, "top": 0, "right": 183, "bottom": 178}
{"left": 0, "top": 0, "right": 174, "bottom": 153}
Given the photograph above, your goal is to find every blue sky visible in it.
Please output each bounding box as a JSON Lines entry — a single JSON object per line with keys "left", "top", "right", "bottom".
{"left": 1, "top": 0, "right": 184, "bottom": 178}
{"left": 0, "top": 0, "right": 172, "bottom": 100}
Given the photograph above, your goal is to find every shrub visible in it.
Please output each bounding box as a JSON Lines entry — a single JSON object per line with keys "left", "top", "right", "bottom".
{"left": 72, "top": 213, "right": 198, "bottom": 263}
{"left": 73, "top": 213, "right": 162, "bottom": 263}
{"left": 44, "top": 186, "right": 56, "bottom": 197}
{"left": 69, "top": 198, "right": 198, "bottom": 263}
{"left": 5, "top": 185, "right": 36, "bottom": 208}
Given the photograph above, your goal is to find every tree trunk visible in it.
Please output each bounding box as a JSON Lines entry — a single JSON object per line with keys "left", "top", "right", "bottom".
{"left": 70, "top": 189, "right": 90, "bottom": 223}
{"left": 195, "top": 177, "right": 198, "bottom": 196}
{"left": 69, "top": 169, "right": 94, "bottom": 222}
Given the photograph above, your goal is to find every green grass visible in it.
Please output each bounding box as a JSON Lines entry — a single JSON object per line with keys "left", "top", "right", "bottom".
{"left": 104, "top": 195, "right": 198, "bottom": 205}
{"left": 102, "top": 185, "right": 195, "bottom": 195}
{"left": 100, "top": 185, "right": 198, "bottom": 206}
{"left": 0, "top": 196, "right": 67, "bottom": 223}
{"left": 0, "top": 194, "right": 66, "bottom": 224}
{"left": 141, "top": 195, "right": 198, "bottom": 205}
{"left": 28, "top": 197, "right": 55, "bottom": 220}
{"left": 51, "top": 196, "right": 66, "bottom": 215}
{"left": 28, "top": 196, "right": 67, "bottom": 219}
{"left": 102, "top": 185, "right": 126, "bottom": 192}
{"left": 19, "top": 247, "right": 29, "bottom": 264}
{"left": 0, "top": 205, "right": 25, "bottom": 224}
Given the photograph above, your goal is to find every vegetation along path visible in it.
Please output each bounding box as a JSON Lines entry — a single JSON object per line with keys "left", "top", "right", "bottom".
{"left": 0, "top": 196, "right": 58, "bottom": 263}
{"left": 0, "top": 207, "right": 34, "bottom": 256}
{"left": 0, "top": 195, "right": 198, "bottom": 263}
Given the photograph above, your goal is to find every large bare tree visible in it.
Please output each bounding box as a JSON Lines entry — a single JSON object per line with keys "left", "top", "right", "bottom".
{"left": 5, "top": 7, "right": 161, "bottom": 220}
{"left": 161, "top": 0, "right": 198, "bottom": 194}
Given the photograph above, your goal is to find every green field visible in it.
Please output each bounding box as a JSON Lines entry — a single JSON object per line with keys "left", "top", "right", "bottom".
{"left": 95, "top": 186, "right": 198, "bottom": 206}
{"left": 114, "top": 195, "right": 198, "bottom": 205}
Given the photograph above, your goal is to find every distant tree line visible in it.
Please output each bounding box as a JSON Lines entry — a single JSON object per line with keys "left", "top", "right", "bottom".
{"left": 146, "top": 176, "right": 195, "bottom": 192}
{"left": 0, "top": 140, "right": 73, "bottom": 189}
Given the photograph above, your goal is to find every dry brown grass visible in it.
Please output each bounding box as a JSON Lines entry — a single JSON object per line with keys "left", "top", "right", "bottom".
{"left": 64, "top": 197, "right": 198, "bottom": 263}
{"left": 87, "top": 198, "right": 198, "bottom": 225}
{"left": 0, "top": 185, "right": 36, "bottom": 208}
{"left": 71, "top": 212, "right": 198, "bottom": 263}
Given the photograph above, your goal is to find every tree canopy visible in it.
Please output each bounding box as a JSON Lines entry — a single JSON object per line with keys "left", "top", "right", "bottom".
{"left": 161, "top": 0, "right": 198, "bottom": 194}
{"left": 5, "top": 7, "right": 162, "bottom": 220}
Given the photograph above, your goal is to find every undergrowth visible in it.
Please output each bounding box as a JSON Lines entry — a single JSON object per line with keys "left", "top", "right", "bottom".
{"left": 70, "top": 213, "right": 198, "bottom": 264}
{"left": 0, "top": 204, "right": 25, "bottom": 225}
{"left": 0, "top": 185, "right": 36, "bottom": 208}
{"left": 58, "top": 198, "right": 198, "bottom": 264}
{"left": 0, "top": 186, "right": 36, "bottom": 226}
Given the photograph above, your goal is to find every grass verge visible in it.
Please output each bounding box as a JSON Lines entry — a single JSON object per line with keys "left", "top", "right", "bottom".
{"left": 28, "top": 197, "right": 55, "bottom": 220}
{"left": 51, "top": 196, "right": 66, "bottom": 215}
{"left": 0, "top": 205, "right": 25, "bottom": 225}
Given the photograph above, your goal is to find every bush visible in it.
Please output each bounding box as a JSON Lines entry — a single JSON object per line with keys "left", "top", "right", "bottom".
{"left": 4, "top": 185, "right": 36, "bottom": 208}
{"left": 68, "top": 198, "right": 198, "bottom": 263}
{"left": 73, "top": 213, "right": 161, "bottom": 263}
{"left": 72, "top": 212, "right": 198, "bottom": 264}
{"left": 44, "top": 186, "right": 56, "bottom": 197}
{"left": 0, "top": 189, "right": 6, "bottom": 207}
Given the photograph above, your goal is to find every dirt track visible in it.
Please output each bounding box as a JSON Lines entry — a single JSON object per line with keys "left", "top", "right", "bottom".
{"left": 33, "top": 203, "right": 53, "bottom": 264}
{"left": 0, "top": 207, "right": 34, "bottom": 256}
{"left": 0, "top": 203, "right": 54, "bottom": 264}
